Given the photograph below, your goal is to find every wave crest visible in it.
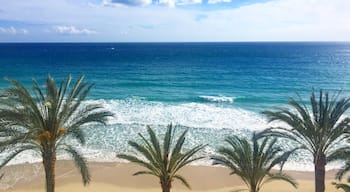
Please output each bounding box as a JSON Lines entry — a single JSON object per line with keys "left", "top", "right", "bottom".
{"left": 0, "top": 98, "right": 321, "bottom": 172}
{"left": 91, "top": 98, "right": 268, "bottom": 130}
{"left": 199, "top": 95, "right": 234, "bottom": 103}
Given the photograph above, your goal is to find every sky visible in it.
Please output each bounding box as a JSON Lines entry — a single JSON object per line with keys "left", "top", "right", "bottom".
{"left": 0, "top": 0, "right": 350, "bottom": 42}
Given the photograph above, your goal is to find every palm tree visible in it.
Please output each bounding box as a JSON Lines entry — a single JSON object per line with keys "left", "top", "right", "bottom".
{"left": 0, "top": 75, "right": 113, "bottom": 192}
{"left": 258, "top": 90, "right": 350, "bottom": 192}
{"left": 117, "top": 124, "right": 206, "bottom": 192}
{"left": 328, "top": 146, "right": 350, "bottom": 192}
{"left": 211, "top": 133, "right": 298, "bottom": 192}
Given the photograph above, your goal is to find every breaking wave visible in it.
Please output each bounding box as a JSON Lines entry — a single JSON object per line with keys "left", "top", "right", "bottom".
{"left": 2, "top": 98, "right": 343, "bottom": 172}
{"left": 199, "top": 95, "right": 234, "bottom": 103}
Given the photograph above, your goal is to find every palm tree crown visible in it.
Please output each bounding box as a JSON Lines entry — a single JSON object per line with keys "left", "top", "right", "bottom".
{"left": 118, "top": 124, "right": 206, "bottom": 192}
{"left": 0, "top": 75, "right": 113, "bottom": 192}
{"left": 211, "top": 133, "right": 297, "bottom": 192}
{"left": 259, "top": 90, "right": 350, "bottom": 192}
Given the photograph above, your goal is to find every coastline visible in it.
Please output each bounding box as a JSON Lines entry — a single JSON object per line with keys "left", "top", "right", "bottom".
{"left": 0, "top": 160, "right": 340, "bottom": 192}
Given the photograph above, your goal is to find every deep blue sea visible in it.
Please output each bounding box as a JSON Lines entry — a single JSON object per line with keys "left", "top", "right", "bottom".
{"left": 1, "top": 42, "right": 350, "bottom": 170}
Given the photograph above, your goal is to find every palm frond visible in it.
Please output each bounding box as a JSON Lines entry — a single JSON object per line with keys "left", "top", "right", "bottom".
{"left": 169, "top": 128, "right": 188, "bottom": 169}
{"left": 133, "top": 171, "right": 157, "bottom": 176}
{"left": 128, "top": 140, "right": 159, "bottom": 169}
{"left": 263, "top": 173, "right": 298, "bottom": 188}
{"left": 118, "top": 124, "right": 205, "bottom": 191}
{"left": 212, "top": 132, "right": 297, "bottom": 192}
{"left": 327, "top": 147, "right": 350, "bottom": 163}
{"left": 146, "top": 126, "right": 162, "bottom": 161}
{"left": 172, "top": 144, "right": 206, "bottom": 173}
{"left": 137, "top": 133, "right": 162, "bottom": 166}
{"left": 117, "top": 154, "right": 160, "bottom": 175}
{"left": 60, "top": 145, "right": 90, "bottom": 185}
{"left": 261, "top": 89, "right": 350, "bottom": 160}
{"left": 173, "top": 174, "right": 191, "bottom": 189}
{"left": 163, "top": 124, "right": 173, "bottom": 157}
{"left": 335, "top": 162, "right": 350, "bottom": 181}
{"left": 333, "top": 182, "right": 350, "bottom": 192}
{"left": 59, "top": 128, "right": 86, "bottom": 146}
{"left": 0, "top": 145, "right": 37, "bottom": 169}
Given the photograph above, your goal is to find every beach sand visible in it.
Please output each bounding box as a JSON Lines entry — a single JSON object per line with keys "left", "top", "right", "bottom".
{"left": 0, "top": 160, "right": 342, "bottom": 192}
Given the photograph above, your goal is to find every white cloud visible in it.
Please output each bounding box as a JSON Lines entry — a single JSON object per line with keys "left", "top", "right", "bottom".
{"left": 207, "top": 0, "right": 231, "bottom": 4}
{"left": 158, "top": 0, "right": 176, "bottom": 7}
{"left": 104, "top": 0, "right": 152, "bottom": 6}
{"left": 1, "top": 0, "right": 350, "bottom": 41}
{"left": 0, "top": 26, "right": 28, "bottom": 35}
{"left": 176, "top": 0, "right": 202, "bottom": 5}
{"left": 104, "top": 0, "right": 200, "bottom": 7}
{"left": 54, "top": 25, "right": 96, "bottom": 35}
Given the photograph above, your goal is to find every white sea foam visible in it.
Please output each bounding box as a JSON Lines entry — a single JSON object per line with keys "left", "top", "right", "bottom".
{"left": 94, "top": 98, "right": 269, "bottom": 130}
{"left": 199, "top": 95, "right": 234, "bottom": 103}
{"left": 1, "top": 98, "right": 344, "bottom": 172}
{"left": 0, "top": 151, "right": 41, "bottom": 165}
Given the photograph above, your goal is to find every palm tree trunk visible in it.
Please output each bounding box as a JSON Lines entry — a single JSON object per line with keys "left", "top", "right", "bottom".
{"left": 160, "top": 179, "right": 171, "bottom": 192}
{"left": 314, "top": 153, "right": 326, "bottom": 192}
{"left": 43, "top": 149, "right": 56, "bottom": 192}
{"left": 249, "top": 184, "right": 258, "bottom": 192}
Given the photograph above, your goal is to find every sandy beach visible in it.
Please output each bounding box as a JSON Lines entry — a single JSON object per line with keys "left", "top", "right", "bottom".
{"left": 0, "top": 160, "right": 341, "bottom": 192}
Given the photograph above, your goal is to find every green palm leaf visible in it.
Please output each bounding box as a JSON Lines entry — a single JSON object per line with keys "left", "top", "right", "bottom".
{"left": 133, "top": 171, "right": 157, "bottom": 176}
{"left": 118, "top": 124, "right": 205, "bottom": 192}
{"left": 333, "top": 182, "right": 350, "bottom": 192}
{"left": 60, "top": 144, "right": 90, "bottom": 185}
{"left": 173, "top": 174, "right": 191, "bottom": 189}
{"left": 211, "top": 133, "right": 297, "bottom": 192}
{"left": 263, "top": 173, "right": 298, "bottom": 188}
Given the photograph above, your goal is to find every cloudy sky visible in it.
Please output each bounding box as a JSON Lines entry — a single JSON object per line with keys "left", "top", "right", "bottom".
{"left": 1, "top": 0, "right": 350, "bottom": 42}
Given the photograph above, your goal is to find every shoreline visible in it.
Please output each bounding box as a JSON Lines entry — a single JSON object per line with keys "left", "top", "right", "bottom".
{"left": 0, "top": 160, "right": 340, "bottom": 192}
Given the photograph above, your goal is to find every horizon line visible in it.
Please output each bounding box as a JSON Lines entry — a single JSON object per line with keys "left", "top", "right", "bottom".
{"left": 1, "top": 40, "right": 350, "bottom": 44}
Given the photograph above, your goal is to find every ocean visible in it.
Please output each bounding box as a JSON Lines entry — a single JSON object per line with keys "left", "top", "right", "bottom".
{"left": 1, "top": 42, "right": 350, "bottom": 171}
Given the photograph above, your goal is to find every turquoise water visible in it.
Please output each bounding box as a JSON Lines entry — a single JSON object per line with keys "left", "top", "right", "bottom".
{"left": 1, "top": 42, "right": 350, "bottom": 170}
